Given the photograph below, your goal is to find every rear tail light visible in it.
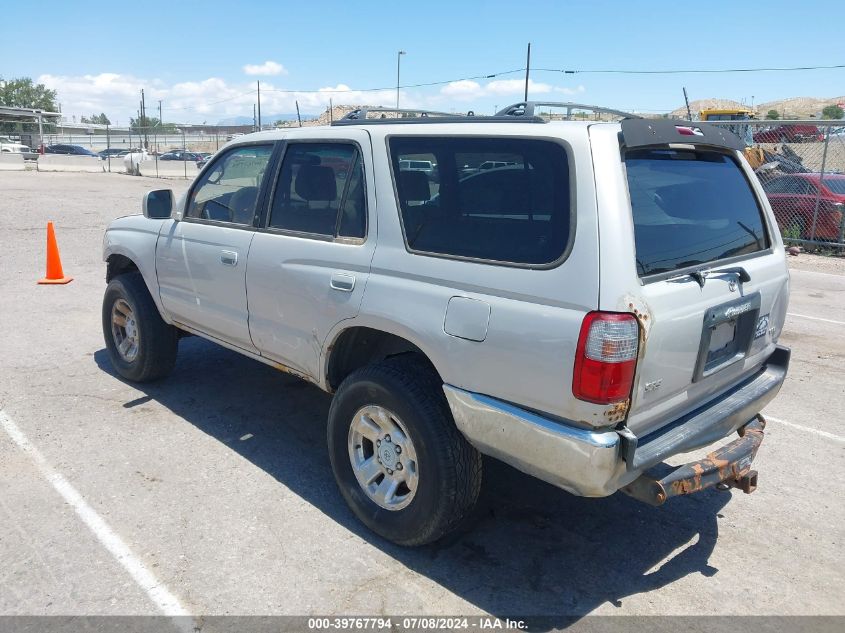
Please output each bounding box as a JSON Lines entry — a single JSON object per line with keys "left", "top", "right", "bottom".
{"left": 573, "top": 312, "right": 640, "bottom": 404}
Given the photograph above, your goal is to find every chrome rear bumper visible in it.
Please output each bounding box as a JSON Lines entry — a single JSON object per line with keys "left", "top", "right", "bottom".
{"left": 442, "top": 386, "right": 624, "bottom": 496}
{"left": 443, "top": 345, "right": 789, "bottom": 499}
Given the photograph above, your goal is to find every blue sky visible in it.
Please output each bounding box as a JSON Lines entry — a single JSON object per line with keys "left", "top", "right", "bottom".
{"left": 2, "top": 0, "right": 843, "bottom": 124}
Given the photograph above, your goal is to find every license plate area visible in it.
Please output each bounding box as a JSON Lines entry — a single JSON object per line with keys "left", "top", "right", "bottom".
{"left": 693, "top": 293, "right": 761, "bottom": 382}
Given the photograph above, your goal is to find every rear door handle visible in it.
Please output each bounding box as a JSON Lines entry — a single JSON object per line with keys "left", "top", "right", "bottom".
{"left": 330, "top": 272, "right": 355, "bottom": 292}
{"left": 220, "top": 250, "right": 238, "bottom": 266}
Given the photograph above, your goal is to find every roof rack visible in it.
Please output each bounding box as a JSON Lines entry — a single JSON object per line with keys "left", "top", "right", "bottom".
{"left": 338, "top": 106, "right": 458, "bottom": 121}
{"left": 332, "top": 107, "right": 546, "bottom": 126}
{"left": 496, "top": 101, "right": 641, "bottom": 120}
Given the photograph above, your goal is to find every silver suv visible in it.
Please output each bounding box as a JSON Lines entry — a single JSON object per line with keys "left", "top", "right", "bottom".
{"left": 101, "top": 103, "right": 790, "bottom": 545}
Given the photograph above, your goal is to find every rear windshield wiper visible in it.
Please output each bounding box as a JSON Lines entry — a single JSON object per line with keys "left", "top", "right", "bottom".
{"left": 675, "top": 266, "right": 752, "bottom": 288}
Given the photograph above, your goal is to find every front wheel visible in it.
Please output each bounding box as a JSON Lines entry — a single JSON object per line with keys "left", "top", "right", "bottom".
{"left": 102, "top": 272, "right": 178, "bottom": 382}
{"left": 327, "top": 355, "right": 482, "bottom": 546}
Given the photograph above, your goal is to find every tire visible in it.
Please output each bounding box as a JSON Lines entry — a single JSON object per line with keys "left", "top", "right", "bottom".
{"left": 327, "top": 355, "right": 482, "bottom": 546}
{"left": 102, "top": 272, "right": 178, "bottom": 382}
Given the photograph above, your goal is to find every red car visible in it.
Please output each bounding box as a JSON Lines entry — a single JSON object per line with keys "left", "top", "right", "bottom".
{"left": 753, "top": 125, "right": 822, "bottom": 143}
{"left": 762, "top": 173, "right": 845, "bottom": 241}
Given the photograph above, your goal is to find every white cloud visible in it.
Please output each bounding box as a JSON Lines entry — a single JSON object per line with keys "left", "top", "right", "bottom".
{"left": 555, "top": 84, "right": 586, "bottom": 95}
{"left": 485, "top": 79, "right": 552, "bottom": 96}
{"left": 439, "top": 78, "right": 581, "bottom": 101}
{"left": 37, "top": 71, "right": 578, "bottom": 126}
{"left": 36, "top": 72, "right": 408, "bottom": 124}
{"left": 242, "top": 61, "right": 287, "bottom": 76}
{"left": 440, "top": 80, "right": 482, "bottom": 98}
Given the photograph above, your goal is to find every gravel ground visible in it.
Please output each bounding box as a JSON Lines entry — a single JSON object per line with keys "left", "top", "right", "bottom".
{"left": 0, "top": 171, "right": 843, "bottom": 627}
{"left": 787, "top": 251, "right": 845, "bottom": 275}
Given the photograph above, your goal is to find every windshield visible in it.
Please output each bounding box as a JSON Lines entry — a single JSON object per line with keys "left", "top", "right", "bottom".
{"left": 625, "top": 149, "right": 769, "bottom": 277}
{"left": 823, "top": 178, "right": 845, "bottom": 195}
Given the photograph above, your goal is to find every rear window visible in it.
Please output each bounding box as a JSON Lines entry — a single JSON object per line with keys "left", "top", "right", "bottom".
{"left": 625, "top": 149, "right": 769, "bottom": 277}
{"left": 824, "top": 178, "right": 845, "bottom": 194}
{"left": 390, "top": 137, "right": 572, "bottom": 265}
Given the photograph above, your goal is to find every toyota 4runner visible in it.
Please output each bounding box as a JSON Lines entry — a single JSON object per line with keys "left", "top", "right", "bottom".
{"left": 102, "top": 103, "right": 790, "bottom": 545}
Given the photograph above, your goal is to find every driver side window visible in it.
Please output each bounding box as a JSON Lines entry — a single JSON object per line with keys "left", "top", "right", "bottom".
{"left": 186, "top": 145, "right": 274, "bottom": 225}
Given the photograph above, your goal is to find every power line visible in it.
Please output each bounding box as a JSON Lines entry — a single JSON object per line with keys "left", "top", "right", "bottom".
{"left": 260, "top": 68, "right": 525, "bottom": 94}
{"left": 535, "top": 63, "right": 845, "bottom": 75}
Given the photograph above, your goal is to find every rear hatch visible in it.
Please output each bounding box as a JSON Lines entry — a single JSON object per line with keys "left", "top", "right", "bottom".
{"left": 591, "top": 122, "right": 790, "bottom": 437}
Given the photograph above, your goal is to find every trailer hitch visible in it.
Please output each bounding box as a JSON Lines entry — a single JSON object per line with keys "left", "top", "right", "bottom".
{"left": 622, "top": 415, "right": 766, "bottom": 506}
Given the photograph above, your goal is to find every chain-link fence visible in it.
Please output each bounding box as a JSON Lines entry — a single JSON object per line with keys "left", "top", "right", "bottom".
{"left": 6, "top": 112, "right": 845, "bottom": 232}
{"left": 1, "top": 119, "right": 248, "bottom": 177}
{"left": 709, "top": 119, "right": 845, "bottom": 248}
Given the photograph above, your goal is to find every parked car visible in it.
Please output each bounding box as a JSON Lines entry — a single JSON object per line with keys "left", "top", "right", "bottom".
{"left": 101, "top": 108, "right": 790, "bottom": 546}
{"left": 399, "top": 159, "right": 437, "bottom": 178}
{"left": 195, "top": 152, "right": 213, "bottom": 168}
{"left": 478, "top": 160, "right": 517, "bottom": 170}
{"left": 762, "top": 173, "right": 845, "bottom": 241}
{"left": 753, "top": 125, "right": 822, "bottom": 143}
{"left": 0, "top": 136, "right": 31, "bottom": 154}
{"left": 45, "top": 144, "right": 99, "bottom": 156}
{"left": 0, "top": 136, "right": 38, "bottom": 160}
{"left": 98, "top": 148, "right": 130, "bottom": 159}
{"left": 159, "top": 150, "right": 204, "bottom": 162}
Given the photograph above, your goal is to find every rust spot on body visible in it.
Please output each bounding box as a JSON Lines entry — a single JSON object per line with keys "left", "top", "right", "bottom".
{"left": 602, "top": 399, "right": 630, "bottom": 423}
{"left": 621, "top": 295, "right": 654, "bottom": 341}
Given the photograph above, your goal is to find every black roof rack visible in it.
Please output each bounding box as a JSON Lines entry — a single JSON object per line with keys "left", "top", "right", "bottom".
{"left": 338, "top": 106, "right": 456, "bottom": 120}
{"left": 496, "top": 101, "right": 641, "bottom": 120}
{"left": 332, "top": 106, "right": 546, "bottom": 126}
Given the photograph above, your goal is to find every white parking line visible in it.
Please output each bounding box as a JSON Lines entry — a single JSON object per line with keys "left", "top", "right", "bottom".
{"left": 789, "top": 268, "right": 845, "bottom": 279}
{"left": 0, "top": 410, "right": 195, "bottom": 626}
{"left": 787, "top": 313, "right": 845, "bottom": 326}
{"left": 765, "top": 414, "right": 845, "bottom": 443}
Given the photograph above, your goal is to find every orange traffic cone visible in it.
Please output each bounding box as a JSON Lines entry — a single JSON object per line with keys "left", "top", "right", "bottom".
{"left": 38, "top": 221, "right": 73, "bottom": 285}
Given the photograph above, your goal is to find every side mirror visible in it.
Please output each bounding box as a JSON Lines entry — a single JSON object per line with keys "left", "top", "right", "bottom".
{"left": 142, "top": 189, "right": 174, "bottom": 219}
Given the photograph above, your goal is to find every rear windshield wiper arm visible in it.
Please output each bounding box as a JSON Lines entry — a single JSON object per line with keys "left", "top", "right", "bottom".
{"left": 677, "top": 266, "right": 752, "bottom": 288}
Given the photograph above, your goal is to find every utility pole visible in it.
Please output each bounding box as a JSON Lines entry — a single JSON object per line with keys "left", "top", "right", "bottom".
{"left": 524, "top": 43, "right": 531, "bottom": 102}
{"left": 257, "top": 81, "right": 262, "bottom": 130}
{"left": 157, "top": 100, "right": 162, "bottom": 154}
{"left": 396, "top": 50, "right": 406, "bottom": 113}
{"left": 253, "top": 104, "right": 257, "bottom": 132}
{"left": 141, "top": 89, "right": 148, "bottom": 149}
{"left": 296, "top": 101, "right": 302, "bottom": 127}
{"left": 683, "top": 87, "right": 692, "bottom": 121}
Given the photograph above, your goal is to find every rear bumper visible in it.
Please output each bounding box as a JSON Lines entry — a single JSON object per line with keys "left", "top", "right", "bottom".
{"left": 443, "top": 345, "right": 789, "bottom": 498}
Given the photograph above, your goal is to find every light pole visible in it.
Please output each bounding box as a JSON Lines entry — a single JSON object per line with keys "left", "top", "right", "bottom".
{"left": 396, "top": 50, "right": 406, "bottom": 114}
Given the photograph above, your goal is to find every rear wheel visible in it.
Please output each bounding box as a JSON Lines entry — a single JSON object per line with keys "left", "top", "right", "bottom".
{"left": 327, "top": 355, "right": 482, "bottom": 546}
{"left": 102, "top": 272, "right": 178, "bottom": 382}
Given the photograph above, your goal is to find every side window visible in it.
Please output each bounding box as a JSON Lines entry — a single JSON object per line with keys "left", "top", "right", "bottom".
{"left": 269, "top": 143, "right": 366, "bottom": 239}
{"left": 390, "top": 137, "right": 571, "bottom": 265}
{"left": 185, "top": 145, "right": 273, "bottom": 225}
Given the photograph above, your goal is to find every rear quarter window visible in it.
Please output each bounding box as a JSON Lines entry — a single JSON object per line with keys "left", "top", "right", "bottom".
{"left": 389, "top": 137, "right": 572, "bottom": 266}
{"left": 625, "top": 149, "right": 770, "bottom": 277}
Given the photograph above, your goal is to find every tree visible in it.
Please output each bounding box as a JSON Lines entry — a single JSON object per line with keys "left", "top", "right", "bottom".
{"left": 0, "top": 76, "right": 59, "bottom": 134}
{"left": 0, "top": 76, "right": 58, "bottom": 110}
{"left": 81, "top": 113, "right": 111, "bottom": 125}
{"left": 766, "top": 109, "right": 780, "bottom": 120}
{"left": 821, "top": 104, "right": 844, "bottom": 119}
{"left": 129, "top": 116, "right": 178, "bottom": 134}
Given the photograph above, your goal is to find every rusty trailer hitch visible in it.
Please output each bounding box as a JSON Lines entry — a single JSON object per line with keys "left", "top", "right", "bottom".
{"left": 621, "top": 415, "right": 766, "bottom": 506}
